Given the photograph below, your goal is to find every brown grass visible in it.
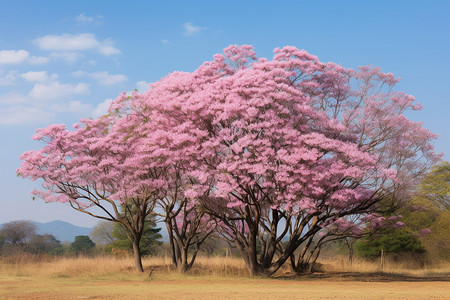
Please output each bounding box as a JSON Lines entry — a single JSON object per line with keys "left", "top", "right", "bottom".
{"left": 0, "top": 254, "right": 250, "bottom": 279}
{"left": 320, "top": 256, "right": 450, "bottom": 277}
{"left": 0, "top": 254, "right": 449, "bottom": 299}
{"left": 1, "top": 253, "right": 449, "bottom": 278}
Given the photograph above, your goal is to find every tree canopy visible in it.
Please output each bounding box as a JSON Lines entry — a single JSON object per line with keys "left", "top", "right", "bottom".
{"left": 18, "top": 45, "right": 440, "bottom": 276}
{"left": 0, "top": 220, "right": 36, "bottom": 246}
{"left": 416, "top": 161, "right": 449, "bottom": 211}
{"left": 70, "top": 235, "right": 95, "bottom": 255}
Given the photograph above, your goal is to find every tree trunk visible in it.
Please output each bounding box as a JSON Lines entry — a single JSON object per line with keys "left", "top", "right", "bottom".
{"left": 348, "top": 245, "right": 354, "bottom": 265}
{"left": 237, "top": 230, "right": 265, "bottom": 276}
{"left": 178, "top": 245, "right": 190, "bottom": 273}
{"left": 237, "top": 244, "right": 274, "bottom": 276}
{"left": 132, "top": 238, "right": 144, "bottom": 272}
{"left": 241, "top": 253, "right": 262, "bottom": 276}
{"left": 166, "top": 222, "right": 178, "bottom": 267}
{"left": 290, "top": 253, "right": 310, "bottom": 274}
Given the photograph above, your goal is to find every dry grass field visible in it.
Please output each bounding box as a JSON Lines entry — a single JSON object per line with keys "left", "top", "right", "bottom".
{"left": 0, "top": 254, "right": 449, "bottom": 299}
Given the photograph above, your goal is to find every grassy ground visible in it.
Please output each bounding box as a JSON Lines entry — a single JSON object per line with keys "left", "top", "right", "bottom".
{"left": 1, "top": 255, "right": 449, "bottom": 299}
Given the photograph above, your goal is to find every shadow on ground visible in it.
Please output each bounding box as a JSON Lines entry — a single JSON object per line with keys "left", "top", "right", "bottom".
{"left": 274, "top": 271, "right": 450, "bottom": 282}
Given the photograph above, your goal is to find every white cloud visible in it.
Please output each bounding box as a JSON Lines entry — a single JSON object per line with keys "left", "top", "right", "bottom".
{"left": 161, "top": 39, "right": 170, "bottom": 44}
{"left": 0, "top": 89, "right": 93, "bottom": 125}
{"left": 51, "top": 100, "right": 93, "bottom": 113}
{"left": 29, "top": 56, "right": 49, "bottom": 65}
{"left": 67, "top": 100, "right": 92, "bottom": 112}
{"left": 91, "top": 71, "right": 127, "bottom": 86}
{"left": 21, "top": 71, "right": 58, "bottom": 83}
{"left": 71, "top": 70, "right": 85, "bottom": 77}
{"left": 76, "top": 13, "right": 103, "bottom": 24}
{"left": 0, "top": 106, "right": 54, "bottom": 125}
{"left": 0, "top": 79, "right": 93, "bottom": 126}
{"left": 98, "top": 44, "right": 121, "bottom": 56}
{"left": 0, "top": 70, "right": 18, "bottom": 86}
{"left": 88, "top": 59, "right": 97, "bottom": 66}
{"left": 136, "top": 80, "right": 150, "bottom": 92}
{"left": 50, "top": 51, "right": 81, "bottom": 64}
{"left": 91, "top": 98, "right": 113, "bottom": 118}
{"left": 0, "top": 91, "right": 29, "bottom": 105}
{"left": 98, "top": 39, "right": 121, "bottom": 56}
{"left": 35, "top": 33, "right": 120, "bottom": 56}
{"left": 29, "top": 81, "right": 89, "bottom": 100}
{"left": 35, "top": 33, "right": 99, "bottom": 51}
{"left": 0, "top": 50, "right": 29, "bottom": 64}
{"left": 72, "top": 70, "right": 128, "bottom": 86}
{"left": 0, "top": 50, "right": 48, "bottom": 65}
{"left": 183, "top": 22, "right": 206, "bottom": 36}
{"left": 76, "top": 13, "right": 93, "bottom": 23}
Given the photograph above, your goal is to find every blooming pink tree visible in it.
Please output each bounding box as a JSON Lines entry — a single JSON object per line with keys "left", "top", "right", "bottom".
{"left": 122, "top": 45, "right": 439, "bottom": 276}
{"left": 19, "top": 44, "right": 440, "bottom": 276}
{"left": 17, "top": 107, "right": 165, "bottom": 272}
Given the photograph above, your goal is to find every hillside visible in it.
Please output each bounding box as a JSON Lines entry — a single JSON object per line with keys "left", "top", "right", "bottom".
{"left": 33, "top": 220, "right": 92, "bottom": 242}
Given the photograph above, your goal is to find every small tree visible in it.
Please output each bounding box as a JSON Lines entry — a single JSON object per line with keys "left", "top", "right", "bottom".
{"left": 28, "top": 234, "right": 64, "bottom": 255}
{"left": 90, "top": 221, "right": 116, "bottom": 245}
{"left": 0, "top": 220, "right": 36, "bottom": 247}
{"left": 109, "top": 218, "right": 162, "bottom": 256}
{"left": 71, "top": 235, "right": 95, "bottom": 255}
{"left": 425, "top": 211, "right": 450, "bottom": 260}
{"left": 400, "top": 161, "right": 450, "bottom": 259}
{"left": 356, "top": 228, "right": 425, "bottom": 258}
{"left": 416, "top": 161, "right": 449, "bottom": 210}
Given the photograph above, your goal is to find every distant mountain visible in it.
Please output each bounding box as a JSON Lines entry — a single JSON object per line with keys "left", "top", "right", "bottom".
{"left": 33, "top": 220, "right": 93, "bottom": 242}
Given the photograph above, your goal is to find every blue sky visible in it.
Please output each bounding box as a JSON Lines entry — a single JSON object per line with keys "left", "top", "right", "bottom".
{"left": 1, "top": 0, "right": 448, "bottom": 227}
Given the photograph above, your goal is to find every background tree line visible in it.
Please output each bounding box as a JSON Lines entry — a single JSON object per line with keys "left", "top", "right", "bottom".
{"left": 0, "top": 220, "right": 94, "bottom": 256}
